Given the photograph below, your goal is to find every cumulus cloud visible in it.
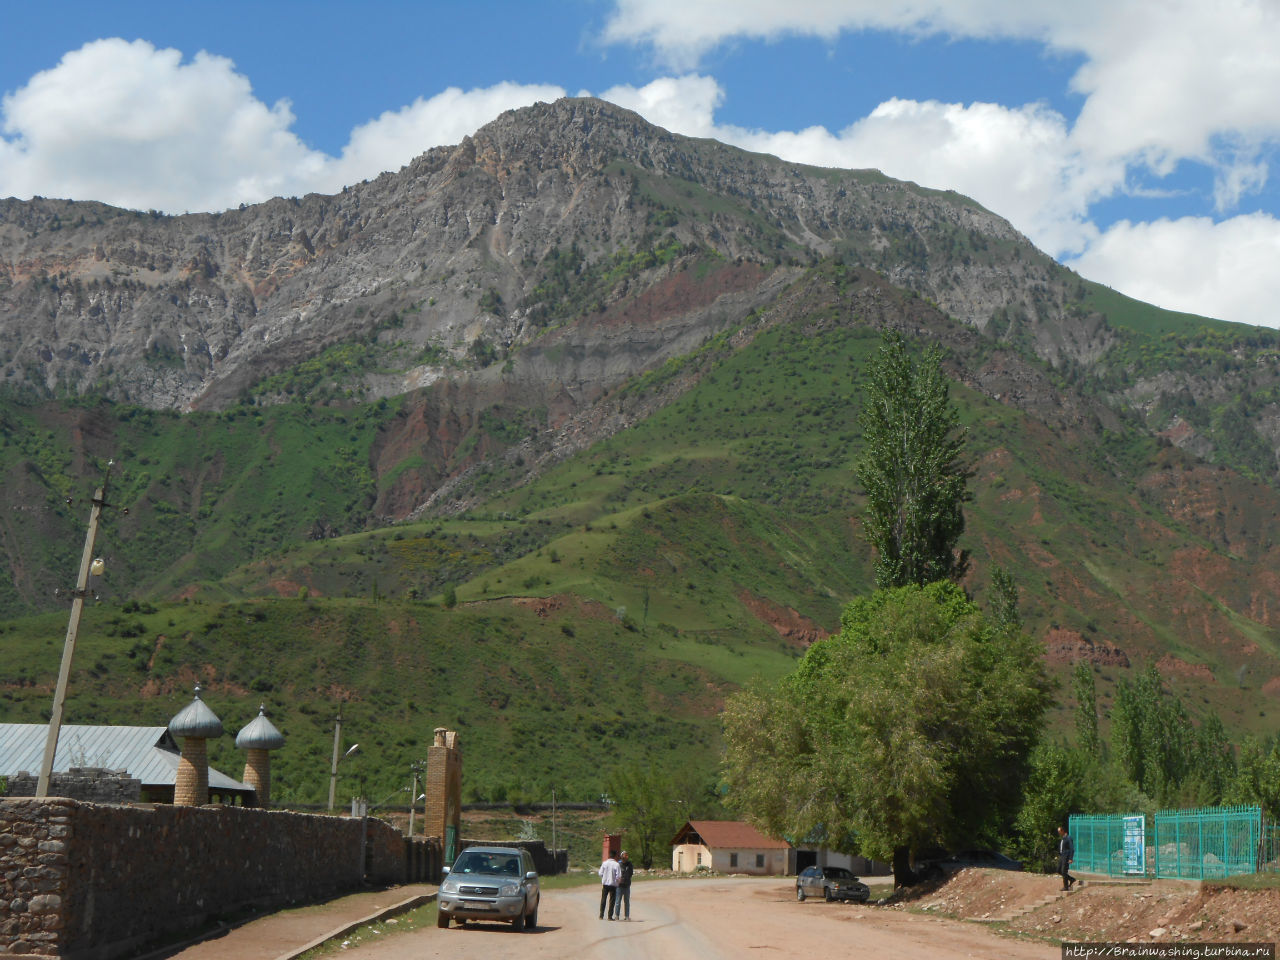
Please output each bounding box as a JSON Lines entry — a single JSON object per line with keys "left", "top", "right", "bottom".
{"left": 319, "top": 81, "right": 566, "bottom": 194}
{"left": 0, "top": 39, "right": 320, "bottom": 212}
{"left": 599, "top": 0, "right": 1280, "bottom": 326}
{"left": 1066, "top": 214, "right": 1280, "bottom": 328}
{"left": 604, "top": 0, "right": 1280, "bottom": 209}
{"left": 0, "top": 39, "right": 565, "bottom": 211}
{"left": 595, "top": 76, "right": 1104, "bottom": 256}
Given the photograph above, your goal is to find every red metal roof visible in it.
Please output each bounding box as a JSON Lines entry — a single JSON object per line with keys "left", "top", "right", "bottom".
{"left": 671, "top": 819, "right": 791, "bottom": 850}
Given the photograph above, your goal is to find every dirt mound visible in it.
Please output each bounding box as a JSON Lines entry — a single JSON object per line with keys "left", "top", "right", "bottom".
{"left": 902, "top": 868, "right": 1279, "bottom": 944}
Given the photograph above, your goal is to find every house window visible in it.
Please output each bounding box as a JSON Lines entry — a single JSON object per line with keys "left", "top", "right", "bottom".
{"left": 730, "top": 853, "right": 738, "bottom": 868}
{"left": 697, "top": 852, "right": 703, "bottom": 866}
{"left": 756, "top": 854, "right": 765, "bottom": 868}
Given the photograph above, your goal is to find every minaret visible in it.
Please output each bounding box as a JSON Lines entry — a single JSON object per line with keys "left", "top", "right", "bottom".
{"left": 235, "top": 704, "right": 286, "bottom": 807}
{"left": 168, "top": 684, "right": 224, "bottom": 806}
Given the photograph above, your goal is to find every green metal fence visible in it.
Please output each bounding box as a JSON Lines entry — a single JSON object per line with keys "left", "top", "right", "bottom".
{"left": 1070, "top": 805, "right": 1262, "bottom": 879}
{"left": 1255, "top": 821, "right": 1280, "bottom": 873}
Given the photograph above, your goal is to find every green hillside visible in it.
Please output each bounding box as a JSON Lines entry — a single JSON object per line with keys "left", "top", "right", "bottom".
{"left": 5, "top": 262, "right": 1280, "bottom": 808}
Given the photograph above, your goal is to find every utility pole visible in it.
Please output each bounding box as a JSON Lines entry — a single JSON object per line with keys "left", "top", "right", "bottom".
{"left": 408, "top": 763, "right": 420, "bottom": 836}
{"left": 38, "top": 463, "right": 117, "bottom": 798}
{"left": 328, "top": 707, "right": 343, "bottom": 812}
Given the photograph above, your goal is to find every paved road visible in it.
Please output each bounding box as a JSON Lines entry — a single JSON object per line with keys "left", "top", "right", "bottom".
{"left": 337, "top": 877, "right": 1060, "bottom": 960}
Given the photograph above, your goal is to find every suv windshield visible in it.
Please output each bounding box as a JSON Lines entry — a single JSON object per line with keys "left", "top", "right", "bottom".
{"left": 452, "top": 851, "right": 522, "bottom": 876}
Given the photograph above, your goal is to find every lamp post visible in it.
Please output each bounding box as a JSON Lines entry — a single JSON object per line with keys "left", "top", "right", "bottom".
{"left": 37, "top": 462, "right": 120, "bottom": 798}
{"left": 408, "top": 760, "right": 426, "bottom": 835}
{"left": 328, "top": 706, "right": 359, "bottom": 813}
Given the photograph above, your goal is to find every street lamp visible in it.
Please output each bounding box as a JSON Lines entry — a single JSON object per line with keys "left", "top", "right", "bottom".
{"left": 327, "top": 704, "right": 360, "bottom": 813}
{"left": 37, "top": 462, "right": 122, "bottom": 798}
{"left": 408, "top": 760, "right": 426, "bottom": 836}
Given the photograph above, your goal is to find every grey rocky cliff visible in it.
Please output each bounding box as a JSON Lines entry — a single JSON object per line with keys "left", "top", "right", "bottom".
{"left": 1, "top": 98, "right": 1110, "bottom": 412}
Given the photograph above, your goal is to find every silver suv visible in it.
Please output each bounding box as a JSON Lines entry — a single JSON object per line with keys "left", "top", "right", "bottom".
{"left": 796, "top": 865, "right": 870, "bottom": 902}
{"left": 437, "top": 845, "right": 541, "bottom": 930}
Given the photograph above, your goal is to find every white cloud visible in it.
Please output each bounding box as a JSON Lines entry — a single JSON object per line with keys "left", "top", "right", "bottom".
{"left": 1067, "top": 214, "right": 1280, "bottom": 327}
{"left": 596, "top": 76, "right": 1105, "bottom": 256}
{"left": 594, "top": 75, "right": 723, "bottom": 138}
{"left": 599, "top": 1, "right": 1280, "bottom": 327}
{"left": 0, "top": 39, "right": 565, "bottom": 211}
{"left": 0, "top": 38, "right": 320, "bottom": 212}
{"left": 603, "top": 0, "right": 1280, "bottom": 209}
{"left": 319, "top": 81, "right": 566, "bottom": 194}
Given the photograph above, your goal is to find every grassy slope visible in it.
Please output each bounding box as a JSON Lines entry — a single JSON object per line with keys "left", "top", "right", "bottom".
{"left": 5, "top": 269, "right": 1280, "bottom": 808}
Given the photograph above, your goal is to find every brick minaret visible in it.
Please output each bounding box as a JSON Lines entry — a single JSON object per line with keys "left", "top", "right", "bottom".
{"left": 235, "top": 705, "right": 286, "bottom": 807}
{"left": 168, "top": 685, "right": 224, "bottom": 806}
{"left": 424, "top": 727, "right": 462, "bottom": 862}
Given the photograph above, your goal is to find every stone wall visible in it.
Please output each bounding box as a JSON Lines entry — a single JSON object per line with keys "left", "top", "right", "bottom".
{"left": 4, "top": 770, "right": 140, "bottom": 805}
{"left": 0, "top": 798, "right": 440, "bottom": 960}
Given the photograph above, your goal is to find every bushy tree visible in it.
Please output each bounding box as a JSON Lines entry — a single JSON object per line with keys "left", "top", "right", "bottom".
{"left": 723, "top": 582, "right": 1049, "bottom": 885}
{"left": 1110, "top": 663, "right": 1233, "bottom": 807}
{"left": 606, "top": 764, "right": 723, "bottom": 869}
{"left": 856, "top": 332, "right": 969, "bottom": 589}
{"left": 1228, "top": 736, "right": 1280, "bottom": 818}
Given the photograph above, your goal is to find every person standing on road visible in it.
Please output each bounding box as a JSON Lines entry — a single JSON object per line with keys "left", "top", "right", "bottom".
{"left": 598, "top": 850, "right": 621, "bottom": 919}
{"left": 617, "top": 850, "right": 634, "bottom": 920}
{"left": 1057, "top": 825, "right": 1076, "bottom": 890}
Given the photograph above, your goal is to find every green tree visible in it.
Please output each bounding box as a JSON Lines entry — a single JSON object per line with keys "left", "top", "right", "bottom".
{"left": 1112, "top": 664, "right": 1190, "bottom": 803}
{"left": 1228, "top": 736, "right": 1280, "bottom": 818}
{"left": 722, "top": 582, "right": 1049, "bottom": 885}
{"left": 1110, "top": 663, "right": 1233, "bottom": 806}
{"left": 856, "top": 332, "right": 969, "bottom": 589}
{"left": 1072, "top": 662, "right": 1101, "bottom": 760}
{"left": 989, "top": 565, "right": 1021, "bottom": 630}
{"left": 606, "top": 765, "right": 722, "bottom": 869}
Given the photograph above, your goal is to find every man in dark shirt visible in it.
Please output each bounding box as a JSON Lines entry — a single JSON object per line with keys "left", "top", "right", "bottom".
{"left": 617, "top": 850, "right": 635, "bottom": 920}
{"left": 1057, "top": 825, "right": 1076, "bottom": 890}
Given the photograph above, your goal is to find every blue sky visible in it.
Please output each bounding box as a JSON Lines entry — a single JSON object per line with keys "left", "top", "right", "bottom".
{"left": 2, "top": 0, "right": 1279, "bottom": 328}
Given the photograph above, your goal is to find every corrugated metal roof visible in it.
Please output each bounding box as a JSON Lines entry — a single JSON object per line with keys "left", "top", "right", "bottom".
{"left": 0, "top": 723, "right": 249, "bottom": 791}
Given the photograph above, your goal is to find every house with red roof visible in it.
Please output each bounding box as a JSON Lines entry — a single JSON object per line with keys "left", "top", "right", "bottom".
{"left": 670, "top": 819, "right": 791, "bottom": 875}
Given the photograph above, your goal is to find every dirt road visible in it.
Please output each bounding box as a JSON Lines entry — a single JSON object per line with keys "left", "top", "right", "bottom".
{"left": 338, "top": 876, "right": 1058, "bottom": 960}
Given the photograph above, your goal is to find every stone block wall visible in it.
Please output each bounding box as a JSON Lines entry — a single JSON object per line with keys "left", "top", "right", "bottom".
{"left": 0, "top": 797, "right": 72, "bottom": 957}
{"left": 4, "top": 769, "right": 141, "bottom": 805}
{"left": 0, "top": 798, "right": 439, "bottom": 960}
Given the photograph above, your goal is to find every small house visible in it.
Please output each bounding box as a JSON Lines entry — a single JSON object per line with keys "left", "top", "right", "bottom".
{"left": 670, "top": 819, "right": 791, "bottom": 875}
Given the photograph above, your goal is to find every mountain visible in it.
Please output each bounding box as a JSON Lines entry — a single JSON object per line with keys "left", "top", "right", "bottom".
{"left": 4, "top": 98, "right": 1280, "bottom": 802}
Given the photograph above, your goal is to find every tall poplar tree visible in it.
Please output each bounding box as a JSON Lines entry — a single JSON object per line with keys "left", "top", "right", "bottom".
{"left": 856, "top": 332, "right": 969, "bottom": 588}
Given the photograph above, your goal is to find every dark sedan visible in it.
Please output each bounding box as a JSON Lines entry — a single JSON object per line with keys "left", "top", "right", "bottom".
{"left": 796, "top": 865, "right": 871, "bottom": 902}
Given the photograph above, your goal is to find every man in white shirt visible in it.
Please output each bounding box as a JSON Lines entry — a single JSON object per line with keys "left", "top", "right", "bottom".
{"left": 598, "top": 851, "right": 621, "bottom": 919}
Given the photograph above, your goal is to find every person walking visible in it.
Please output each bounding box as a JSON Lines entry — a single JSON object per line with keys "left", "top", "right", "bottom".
{"left": 598, "top": 850, "right": 621, "bottom": 919}
{"left": 617, "top": 849, "right": 635, "bottom": 920}
{"left": 1057, "top": 825, "right": 1076, "bottom": 890}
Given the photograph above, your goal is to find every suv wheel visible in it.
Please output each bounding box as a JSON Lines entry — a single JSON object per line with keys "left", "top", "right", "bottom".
{"left": 526, "top": 904, "right": 538, "bottom": 931}
{"left": 797, "top": 885, "right": 806, "bottom": 901}
{"left": 824, "top": 886, "right": 835, "bottom": 902}
{"left": 437, "top": 912, "right": 450, "bottom": 929}
{"left": 512, "top": 906, "right": 526, "bottom": 931}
